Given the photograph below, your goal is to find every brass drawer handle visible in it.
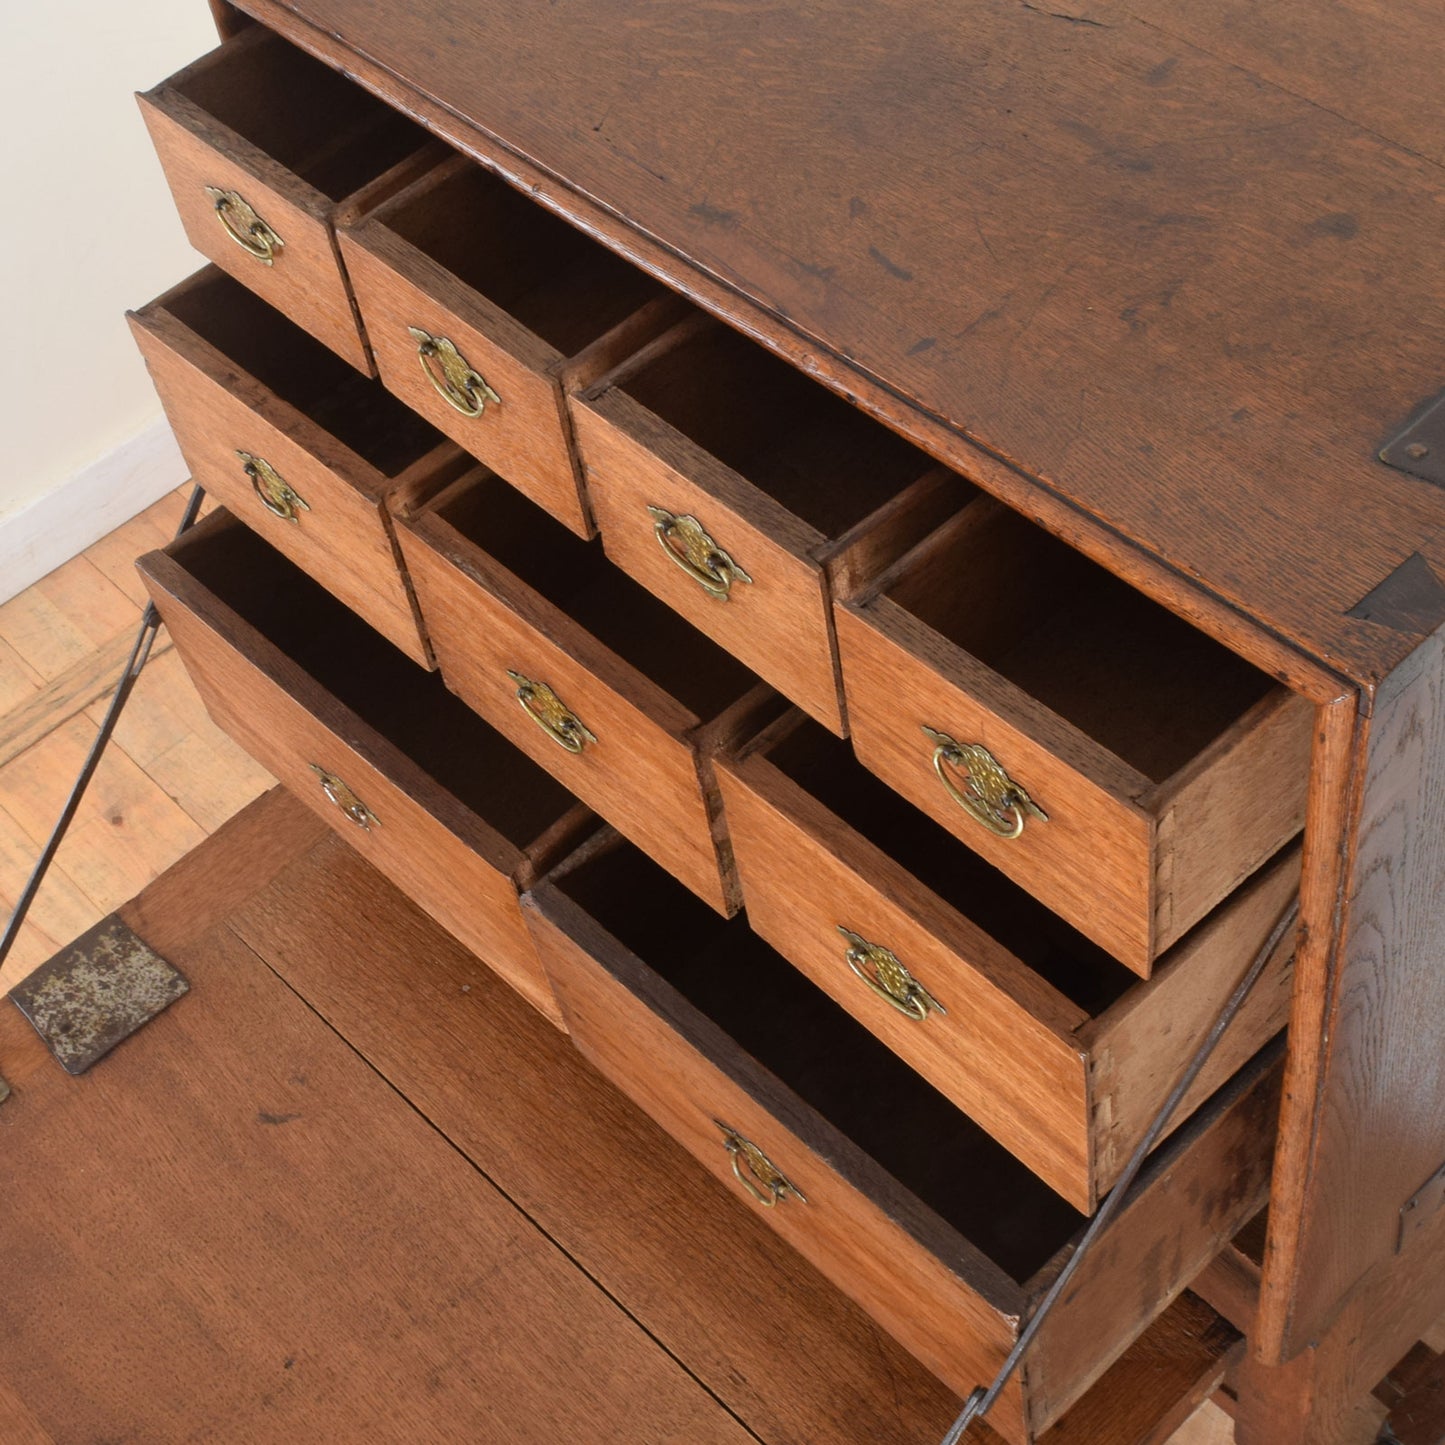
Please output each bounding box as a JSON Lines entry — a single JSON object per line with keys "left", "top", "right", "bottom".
{"left": 309, "top": 764, "right": 378, "bottom": 830}
{"left": 508, "top": 671, "right": 596, "bottom": 754}
{"left": 922, "top": 728, "right": 1048, "bottom": 839}
{"left": 648, "top": 506, "right": 753, "bottom": 602}
{"left": 714, "top": 1121, "right": 807, "bottom": 1208}
{"left": 408, "top": 327, "right": 501, "bottom": 417}
{"left": 205, "top": 186, "right": 284, "bottom": 265}
{"left": 837, "top": 927, "right": 946, "bottom": 1022}
{"left": 238, "top": 451, "right": 309, "bottom": 523}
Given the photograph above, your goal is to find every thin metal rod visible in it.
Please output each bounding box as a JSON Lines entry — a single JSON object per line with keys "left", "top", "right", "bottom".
{"left": 0, "top": 484, "right": 206, "bottom": 971}
{"left": 940, "top": 889, "right": 1302, "bottom": 1445}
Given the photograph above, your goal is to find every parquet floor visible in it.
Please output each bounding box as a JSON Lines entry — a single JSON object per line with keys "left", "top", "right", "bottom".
{"left": 0, "top": 485, "right": 273, "bottom": 996}
{"left": 0, "top": 491, "right": 1240, "bottom": 1444}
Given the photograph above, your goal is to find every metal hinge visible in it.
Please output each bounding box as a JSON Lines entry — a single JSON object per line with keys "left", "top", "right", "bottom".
{"left": 1379, "top": 391, "right": 1445, "bottom": 487}
{"left": 1398, "top": 1160, "right": 1445, "bottom": 1254}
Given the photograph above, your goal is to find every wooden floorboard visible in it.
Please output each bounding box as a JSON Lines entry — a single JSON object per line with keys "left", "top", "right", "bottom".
{"left": 0, "top": 484, "right": 269, "bottom": 995}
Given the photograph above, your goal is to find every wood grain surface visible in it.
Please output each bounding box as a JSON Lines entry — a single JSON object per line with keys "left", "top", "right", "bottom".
{"left": 397, "top": 488, "right": 759, "bottom": 913}
{"left": 140, "top": 27, "right": 373, "bottom": 370}
{"left": 577, "top": 383, "right": 844, "bottom": 730}
{"left": 525, "top": 841, "right": 1281, "bottom": 1442}
{"left": 130, "top": 271, "right": 442, "bottom": 664}
{"left": 138, "top": 515, "right": 592, "bottom": 1021}
{"left": 341, "top": 214, "right": 594, "bottom": 533}
{"left": 228, "top": 0, "right": 1445, "bottom": 689}
{"left": 1259, "top": 621, "right": 1445, "bottom": 1362}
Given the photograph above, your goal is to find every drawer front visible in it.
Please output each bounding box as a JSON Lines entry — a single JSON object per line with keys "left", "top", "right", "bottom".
{"left": 574, "top": 393, "right": 844, "bottom": 733}
{"left": 716, "top": 753, "right": 1094, "bottom": 1208}
{"left": 398, "top": 524, "right": 732, "bottom": 913}
{"left": 836, "top": 599, "right": 1157, "bottom": 972}
{"left": 340, "top": 227, "right": 590, "bottom": 536}
{"left": 143, "top": 553, "right": 561, "bottom": 1024}
{"left": 139, "top": 93, "right": 369, "bottom": 373}
{"left": 130, "top": 309, "right": 431, "bottom": 668}
{"left": 527, "top": 873, "right": 1281, "bottom": 1442}
{"left": 525, "top": 888, "right": 1026, "bottom": 1436}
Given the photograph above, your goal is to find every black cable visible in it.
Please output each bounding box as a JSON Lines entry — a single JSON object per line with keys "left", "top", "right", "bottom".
{"left": 0, "top": 483, "right": 206, "bottom": 971}
{"left": 940, "top": 888, "right": 1301, "bottom": 1444}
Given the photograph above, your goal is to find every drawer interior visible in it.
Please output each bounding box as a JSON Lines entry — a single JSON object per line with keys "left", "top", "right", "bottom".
{"left": 379, "top": 161, "right": 667, "bottom": 357}
{"left": 175, "top": 517, "right": 578, "bottom": 846}
{"left": 433, "top": 471, "right": 761, "bottom": 720}
{"left": 167, "top": 271, "right": 443, "bottom": 477}
{"left": 887, "top": 502, "right": 1279, "bottom": 783}
{"left": 612, "top": 321, "right": 936, "bottom": 539}
{"left": 174, "top": 29, "right": 428, "bottom": 201}
{"left": 763, "top": 716, "right": 1136, "bottom": 1016}
{"left": 548, "top": 835, "right": 1087, "bottom": 1282}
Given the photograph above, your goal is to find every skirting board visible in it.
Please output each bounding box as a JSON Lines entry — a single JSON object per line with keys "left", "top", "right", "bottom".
{"left": 0, "top": 418, "right": 188, "bottom": 606}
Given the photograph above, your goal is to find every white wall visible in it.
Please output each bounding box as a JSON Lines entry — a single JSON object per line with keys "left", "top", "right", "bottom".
{"left": 0, "top": 0, "right": 220, "bottom": 598}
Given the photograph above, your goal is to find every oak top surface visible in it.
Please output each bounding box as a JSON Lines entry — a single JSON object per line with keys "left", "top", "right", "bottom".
{"left": 259, "top": 0, "right": 1445, "bottom": 684}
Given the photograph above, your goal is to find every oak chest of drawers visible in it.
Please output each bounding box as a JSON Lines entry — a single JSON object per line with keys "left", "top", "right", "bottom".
{"left": 122, "top": 3, "right": 1445, "bottom": 1442}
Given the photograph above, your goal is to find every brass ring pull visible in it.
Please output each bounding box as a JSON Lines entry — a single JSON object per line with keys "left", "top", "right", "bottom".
{"left": 508, "top": 671, "right": 596, "bottom": 754}
{"left": 837, "top": 927, "right": 946, "bottom": 1022}
{"left": 205, "top": 187, "right": 283, "bottom": 265}
{"left": 237, "top": 451, "right": 309, "bottom": 524}
{"left": 309, "top": 764, "right": 378, "bottom": 831}
{"left": 922, "top": 728, "right": 1048, "bottom": 839}
{"left": 408, "top": 327, "right": 500, "bottom": 417}
{"left": 647, "top": 506, "right": 753, "bottom": 602}
{"left": 714, "top": 1121, "right": 807, "bottom": 1208}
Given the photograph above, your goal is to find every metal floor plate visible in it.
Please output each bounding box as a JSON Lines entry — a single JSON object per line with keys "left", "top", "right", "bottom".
{"left": 9, "top": 916, "right": 189, "bottom": 1075}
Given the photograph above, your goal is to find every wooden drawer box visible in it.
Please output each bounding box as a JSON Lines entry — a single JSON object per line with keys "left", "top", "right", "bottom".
{"left": 523, "top": 832, "right": 1282, "bottom": 1444}
{"left": 572, "top": 315, "right": 964, "bottom": 734}
{"left": 130, "top": 268, "right": 454, "bottom": 668}
{"left": 395, "top": 466, "right": 778, "bottom": 915}
{"left": 837, "top": 498, "right": 1314, "bottom": 974}
{"left": 338, "top": 155, "right": 682, "bottom": 537}
{"left": 139, "top": 25, "right": 435, "bottom": 372}
{"left": 139, "top": 511, "right": 594, "bottom": 1024}
{"left": 718, "top": 710, "right": 1299, "bottom": 1211}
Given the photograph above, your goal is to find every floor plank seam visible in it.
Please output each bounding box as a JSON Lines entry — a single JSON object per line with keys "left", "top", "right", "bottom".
{"left": 225, "top": 920, "right": 775, "bottom": 1445}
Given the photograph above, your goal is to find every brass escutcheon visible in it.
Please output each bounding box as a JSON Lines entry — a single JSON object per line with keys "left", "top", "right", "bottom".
{"left": 309, "top": 764, "right": 378, "bottom": 830}
{"left": 508, "top": 671, "right": 596, "bottom": 754}
{"left": 205, "top": 186, "right": 283, "bottom": 265}
{"left": 647, "top": 506, "right": 753, "bottom": 602}
{"left": 922, "top": 728, "right": 1048, "bottom": 839}
{"left": 837, "top": 926, "right": 946, "bottom": 1022}
{"left": 714, "top": 1121, "right": 807, "bottom": 1208}
{"left": 237, "top": 451, "right": 309, "bottom": 523}
{"left": 408, "top": 326, "right": 500, "bottom": 417}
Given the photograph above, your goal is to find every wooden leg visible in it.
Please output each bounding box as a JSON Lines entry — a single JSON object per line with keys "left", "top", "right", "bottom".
{"left": 1234, "top": 1338, "right": 1389, "bottom": 1445}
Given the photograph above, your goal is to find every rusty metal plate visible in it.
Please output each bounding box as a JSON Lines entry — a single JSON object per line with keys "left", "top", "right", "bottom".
{"left": 1379, "top": 390, "right": 1445, "bottom": 487}
{"left": 9, "top": 916, "right": 188, "bottom": 1075}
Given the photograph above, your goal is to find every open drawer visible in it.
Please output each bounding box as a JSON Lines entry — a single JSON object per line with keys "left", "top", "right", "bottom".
{"left": 836, "top": 498, "right": 1314, "bottom": 974}
{"left": 130, "top": 268, "right": 455, "bottom": 667}
{"left": 139, "top": 24, "right": 437, "bottom": 372}
{"left": 338, "top": 155, "right": 684, "bottom": 536}
{"left": 138, "top": 511, "right": 595, "bottom": 1024}
{"left": 717, "top": 710, "right": 1299, "bottom": 1211}
{"left": 395, "top": 466, "right": 779, "bottom": 915}
{"left": 523, "top": 832, "right": 1282, "bottom": 1444}
{"left": 571, "top": 314, "right": 965, "bottom": 734}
